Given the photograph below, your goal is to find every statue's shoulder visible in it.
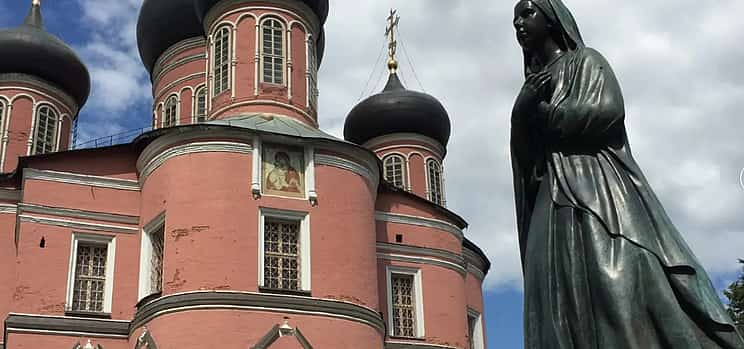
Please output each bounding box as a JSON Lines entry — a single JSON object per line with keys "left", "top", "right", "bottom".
{"left": 574, "top": 47, "right": 613, "bottom": 69}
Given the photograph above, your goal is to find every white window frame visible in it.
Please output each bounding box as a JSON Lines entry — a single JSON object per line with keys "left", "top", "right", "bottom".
{"left": 65, "top": 232, "right": 116, "bottom": 314}
{"left": 258, "top": 207, "right": 311, "bottom": 292}
{"left": 212, "top": 26, "right": 232, "bottom": 96}
{"left": 383, "top": 153, "right": 407, "bottom": 189}
{"left": 193, "top": 85, "right": 207, "bottom": 123}
{"left": 386, "top": 266, "right": 425, "bottom": 338}
{"left": 162, "top": 94, "right": 179, "bottom": 127}
{"left": 32, "top": 104, "right": 59, "bottom": 155}
{"left": 260, "top": 17, "right": 286, "bottom": 85}
{"left": 425, "top": 158, "right": 445, "bottom": 206}
{"left": 468, "top": 308, "right": 485, "bottom": 349}
{"left": 138, "top": 212, "right": 165, "bottom": 301}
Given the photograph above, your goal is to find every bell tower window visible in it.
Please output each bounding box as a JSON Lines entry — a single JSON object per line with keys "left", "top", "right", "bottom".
{"left": 427, "top": 159, "right": 444, "bottom": 206}
{"left": 213, "top": 26, "right": 231, "bottom": 95}
{"left": 32, "top": 105, "right": 58, "bottom": 155}
{"left": 162, "top": 95, "right": 178, "bottom": 127}
{"left": 194, "top": 86, "right": 207, "bottom": 122}
{"left": 383, "top": 154, "right": 406, "bottom": 189}
{"left": 307, "top": 37, "right": 319, "bottom": 110}
{"left": 261, "top": 18, "right": 285, "bottom": 85}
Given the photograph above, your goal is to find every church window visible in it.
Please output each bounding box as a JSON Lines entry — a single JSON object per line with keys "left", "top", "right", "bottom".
{"left": 261, "top": 18, "right": 285, "bottom": 85}
{"left": 0, "top": 100, "right": 5, "bottom": 133}
{"left": 163, "top": 95, "right": 178, "bottom": 127}
{"left": 259, "top": 208, "right": 310, "bottom": 293}
{"left": 194, "top": 86, "right": 207, "bottom": 122}
{"left": 427, "top": 159, "right": 444, "bottom": 206}
{"left": 66, "top": 233, "right": 116, "bottom": 314}
{"left": 32, "top": 105, "right": 58, "bottom": 155}
{"left": 307, "top": 37, "right": 319, "bottom": 110}
{"left": 213, "top": 26, "right": 231, "bottom": 95}
{"left": 468, "top": 309, "right": 485, "bottom": 349}
{"left": 383, "top": 154, "right": 406, "bottom": 189}
{"left": 139, "top": 214, "right": 165, "bottom": 300}
{"left": 386, "top": 266, "right": 424, "bottom": 338}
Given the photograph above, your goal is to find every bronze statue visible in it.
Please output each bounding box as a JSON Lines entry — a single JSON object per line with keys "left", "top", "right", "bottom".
{"left": 510, "top": 0, "right": 744, "bottom": 347}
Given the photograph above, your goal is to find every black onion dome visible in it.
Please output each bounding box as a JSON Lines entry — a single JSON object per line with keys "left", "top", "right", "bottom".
{"left": 137, "top": 0, "right": 204, "bottom": 74}
{"left": 344, "top": 74, "right": 451, "bottom": 147}
{"left": 194, "top": 0, "right": 329, "bottom": 24}
{"left": 0, "top": 3, "right": 90, "bottom": 107}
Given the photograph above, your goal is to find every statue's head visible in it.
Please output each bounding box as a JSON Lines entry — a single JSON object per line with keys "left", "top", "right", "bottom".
{"left": 514, "top": 0, "right": 585, "bottom": 73}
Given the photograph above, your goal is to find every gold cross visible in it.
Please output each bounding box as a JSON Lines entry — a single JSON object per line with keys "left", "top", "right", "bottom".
{"left": 385, "top": 9, "right": 400, "bottom": 73}
{"left": 32, "top": 0, "right": 41, "bottom": 6}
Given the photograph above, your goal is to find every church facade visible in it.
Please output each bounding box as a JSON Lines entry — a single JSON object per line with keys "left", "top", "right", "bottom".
{"left": 0, "top": 1, "right": 489, "bottom": 348}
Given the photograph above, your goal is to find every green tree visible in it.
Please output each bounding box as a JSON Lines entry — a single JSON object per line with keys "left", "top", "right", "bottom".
{"left": 724, "top": 259, "right": 744, "bottom": 334}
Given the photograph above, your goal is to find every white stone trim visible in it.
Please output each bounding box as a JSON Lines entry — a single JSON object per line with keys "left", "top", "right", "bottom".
{"left": 377, "top": 252, "right": 466, "bottom": 276}
{"left": 5, "top": 327, "right": 128, "bottom": 340}
{"left": 18, "top": 203, "right": 139, "bottom": 225}
{"left": 154, "top": 73, "right": 205, "bottom": 102}
{"left": 208, "top": 99, "right": 314, "bottom": 125}
{"left": 65, "top": 232, "right": 117, "bottom": 314}
{"left": 139, "top": 141, "right": 253, "bottom": 185}
{"left": 386, "top": 266, "right": 425, "bottom": 338}
{"left": 23, "top": 168, "right": 140, "bottom": 191}
{"left": 258, "top": 207, "right": 311, "bottom": 291}
{"left": 138, "top": 212, "right": 165, "bottom": 302}
{"left": 363, "top": 133, "right": 446, "bottom": 158}
{"left": 0, "top": 82, "right": 77, "bottom": 115}
{"left": 315, "top": 154, "right": 378, "bottom": 189}
{"left": 252, "top": 136, "right": 262, "bottom": 196}
{"left": 305, "top": 146, "right": 317, "bottom": 203}
{"left": 205, "top": 2, "right": 319, "bottom": 39}
{"left": 0, "top": 204, "right": 17, "bottom": 214}
{"left": 374, "top": 212, "right": 463, "bottom": 241}
{"left": 19, "top": 214, "right": 138, "bottom": 234}
{"left": 153, "top": 53, "right": 207, "bottom": 88}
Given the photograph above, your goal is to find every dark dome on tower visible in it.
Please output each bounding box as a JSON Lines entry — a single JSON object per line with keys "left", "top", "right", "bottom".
{"left": 344, "top": 73, "right": 452, "bottom": 147}
{"left": 194, "top": 0, "right": 329, "bottom": 24}
{"left": 136, "top": 0, "right": 204, "bottom": 74}
{"left": 0, "top": 2, "right": 90, "bottom": 107}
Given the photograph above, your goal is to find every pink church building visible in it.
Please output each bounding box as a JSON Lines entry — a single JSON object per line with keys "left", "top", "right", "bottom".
{"left": 0, "top": 1, "right": 490, "bottom": 348}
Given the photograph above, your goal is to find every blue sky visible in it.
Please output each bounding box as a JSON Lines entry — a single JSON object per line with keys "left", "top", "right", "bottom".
{"left": 3, "top": 1, "right": 744, "bottom": 348}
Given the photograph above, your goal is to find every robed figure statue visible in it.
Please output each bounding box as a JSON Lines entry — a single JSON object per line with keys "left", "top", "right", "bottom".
{"left": 510, "top": 0, "right": 744, "bottom": 347}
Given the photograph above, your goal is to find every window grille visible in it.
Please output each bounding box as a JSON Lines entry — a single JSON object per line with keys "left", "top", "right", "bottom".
{"left": 427, "top": 159, "right": 444, "bottom": 205}
{"left": 383, "top": 155, "right": 406, "bottom": 189}
{"left": 195, "top": 86, "right": 207, "bottom": 122}
{"left": 213, "top": 27, "right": 231, "bottom": 95}
{"left": 308, "top": 39, "right": 319, "bottom": 110}
{"left": 163, "top": 96, "right": 178, "bottom": 127}
{"left": 71, "top": 243, "right": 107, "bottom": 312}
{"left": 391, "top": 273, "right": 416, "bottom": 337}
{"left": 262, "top": 18, "right": 285, "bottom": 85}
{"left": 33, "top": 105, "right": 58, "bottom": 155}
{"left": 263, "top": 219, "right": 300, "bottom": 290}
{"left": 150, "top": 225, "right": 164, "bottom": 294}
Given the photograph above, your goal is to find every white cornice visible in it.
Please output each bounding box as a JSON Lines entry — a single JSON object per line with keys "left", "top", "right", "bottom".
{"left": 315, "top": 153, "right": 378, "bottom": 189}
{"left": 377, "top": 252, "right": 466, "bottom": 276}
{"left": 205, "top": 1, "right": 320, "bottom": 37}
{"left": 152, "top": 37, "right": 207, "bottom": 77}
{"left": 153, "top": 53, "right": 207, "bottom": 88}
{"left": 19, "top": 214, "right": 138, "bottom": 234}
{"left": 18, "top": 203, "right": 139, "bottom": 225}
{"left": 154, "top": 73, "right": 206, "bottom": 100}
{"left": 0, "top": 73, "right": 78, "bottom": 114}
{"left": 0, "top": 203, "right": 17, "bottom": 214}
{"left": 139, "top": 141, "right": 253, "bottom": 185}
{"left": 364, "top": 133, "right": 446, "bottom": 158}
{"left": 23, "top": 168, "right": 140, "bottom": 192}
{"left": 374, "top": 211, "right": 463, "bottom": 241}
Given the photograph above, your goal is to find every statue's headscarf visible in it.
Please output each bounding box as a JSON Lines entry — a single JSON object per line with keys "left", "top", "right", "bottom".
{"left": 522, "top": 0, "right": 585, "bottom": 75}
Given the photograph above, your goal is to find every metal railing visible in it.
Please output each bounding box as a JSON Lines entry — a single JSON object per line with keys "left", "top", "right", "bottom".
{"left": 72, "top": 127, "right": 152, "bottom": 150}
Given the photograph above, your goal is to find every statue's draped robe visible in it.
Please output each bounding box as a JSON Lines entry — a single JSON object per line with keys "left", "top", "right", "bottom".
{"left": 512, "top": 47, "right": 744, "bottom": 348}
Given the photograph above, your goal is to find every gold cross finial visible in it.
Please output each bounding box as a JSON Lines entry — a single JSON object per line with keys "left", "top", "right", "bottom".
{"left": 385, "top": 9, "right": 400, "bottom": 73}
{"left": 32, "top": 0, "right": 41, "bottom": 7}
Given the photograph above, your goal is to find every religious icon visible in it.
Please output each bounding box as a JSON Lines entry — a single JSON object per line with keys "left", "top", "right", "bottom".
{"left": 262, "top": 144, "right": 305, "bottom": 198}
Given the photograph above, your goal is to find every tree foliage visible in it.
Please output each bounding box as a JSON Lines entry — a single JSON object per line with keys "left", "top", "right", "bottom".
{"left": 724, "top": 259, "right": 744, "bottom": 334}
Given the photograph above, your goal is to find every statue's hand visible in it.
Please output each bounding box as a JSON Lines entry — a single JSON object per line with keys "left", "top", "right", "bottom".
{"left": 513, "top": 72, "right": 552, "bottom": 122}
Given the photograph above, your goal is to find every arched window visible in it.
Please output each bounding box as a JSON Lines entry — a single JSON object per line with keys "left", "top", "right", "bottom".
{"left": 213, "top": 26, "right": 231, "bottom": 95}
{"left": 261, "top": 18, "right": 285, "bottom": 85}
{"left": 0, "top": 100, "right": 5, "bottom": 133}
{"left": 307, "top": 37, "right": 319, "bottom": 110}
{"left": 383, "top": 154, "right": 406, "bottom": 189}
{"left": 427, "top": 159, "right": 444, "bottom": 205}
{"left": 194, "top": 86, "right": 207, "bottom": 123}
{"left": 163, "top": 95, "right": 178, "bottom": 127}
{"left": 32, "top": 105, "right": 58, "bottom": 155}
